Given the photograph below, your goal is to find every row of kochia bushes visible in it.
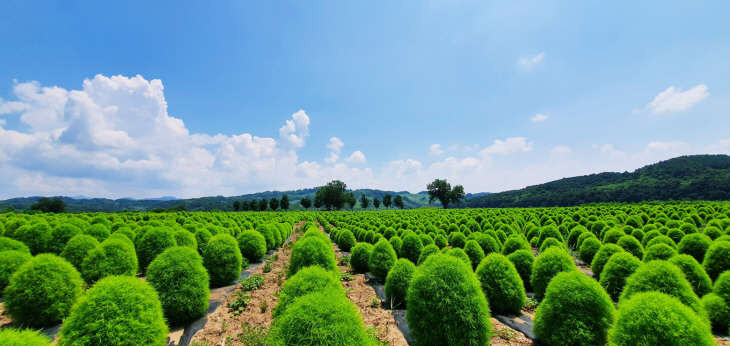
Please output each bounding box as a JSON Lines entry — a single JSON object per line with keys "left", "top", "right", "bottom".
{"left": 0, "top": 211, "right": 302, "bottom": 345}
{"left": 320, "top": 203, "right": 730, "bottom": 345}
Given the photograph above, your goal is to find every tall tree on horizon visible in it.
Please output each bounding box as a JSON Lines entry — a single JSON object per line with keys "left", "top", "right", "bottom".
{"left": 373, "top": 197, "right": 381, "bottom": 210}
{"left": 360, "top": 195, "right": 370, "bottom": 210}
{"left": 300, "top": 197, "right": 312, "bottom": 211}
{"left": 269, "top": 197, "right": 279, "bottom": 211}
{"left": 383, "top": 194, "right": 392, "bottom": 210}
{"left": 427, "top": 179, "right": 466, "bottom": 209}
{"left": 233, "top": 200, "right": 241, "bottom": 211}
{"left": 394, "top": 195, "right": 404, "bottom": 210}
{"left": 280, "top": 195, "right": 290, "bottom": 210}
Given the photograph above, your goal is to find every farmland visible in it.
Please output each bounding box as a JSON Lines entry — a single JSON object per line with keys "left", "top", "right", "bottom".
{"left": 1, "top": 203, "right": 730, "bottom": 345}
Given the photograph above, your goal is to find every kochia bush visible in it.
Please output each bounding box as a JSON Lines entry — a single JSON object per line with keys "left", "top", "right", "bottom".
{"left": 0, "top": 250, "right": 32, "bottom": 296}
{"left": 81, "top": 238, "right": 138, "bottom": 284}
{"left": 49, "top": 223, "right": 82, "bottom": 255}
{"left": 700, "top": 293, "right": 730, "bottom": 333}
{"left": 136, "top": 227, "right": 177, "bottom": 273}
{"left": 400, "top": 233, "right": 424, "bottom": 264}
{"left": 677, "top": 233, "right": 712, "bottom": 264}
{"left": 619, "top": 260, "right": 703, "bottom": 315}
{"left": 532, "top": 247, "right": 577, "bottom": 301}
{"left": 464, "top": 240, "right": 485, "bottom": 271}
{"left": 204, "top": 234, "right": 243, "bottom": 287}
{"left": 0, "top": 236, "right": 30, "bottom": 254}
{"left": 385, "top": 258, "right": 416, "bottom": 308}
{"left": 288, "top": 235, "right": 338, "bottom": 278}
{"left": 579, "top": 237, "right": 602, "bottom": 265}
{"left": 237, "top": 230, "right": 268, "bottom": 262}
{"left": 369, "top": 238, "right": 398, "bottom": 281}
{"left": 475, "top": 253, "right": 526, "bottom": 315}
{"left": 0, "top": 329, "right": 51, "bottom": 346}
{"left": 60, "top": 234, "right": 100, "bottom": 271}
{"left": 599, "top": 252, "right": 642, "bottom": 302}
{"left": 507, "top": 249, "right": 534, "bottom": 291}
{"left": 337, "top": 229, "right": 356, "bottom": 252}
{"left": 273, "top": 266, "right": 343, "bottom": 318}
{"left": 350, "top": 242, "right": 373, "bottom": 272}
{"left": 643, "top": 243, "right": 677, "bottom": 263}
{"left": 668, "top": 254, "right": 712, "bottom": 298}
{"left": 703, "top": 241, "right": 730, "bottom": 282}
{"left": 590, "top": 243, "right": 624, "bottom": 280}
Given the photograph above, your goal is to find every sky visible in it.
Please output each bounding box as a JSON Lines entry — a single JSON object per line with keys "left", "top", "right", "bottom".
{"left": 0, "top": 1, "right": 729, "bottom": 199}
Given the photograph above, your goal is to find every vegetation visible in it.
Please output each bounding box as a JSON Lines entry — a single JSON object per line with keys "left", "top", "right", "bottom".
{"left": 427, "top": 178, "right": 467, "bottom": 209}
{"left": 384, "top": 258, "right": 415, "bottom": 308}
{"left": 237, "top": 229, "right": 268, "bottom": 262}
{"left": 80, "top": 238, "right": 138, "bottom": 284}
{"left": 204, "top": 234, "right": 243, "bottom": 287}
{"left": 0, "top": 329, "right": 51, "bottom": 346}
{"left": 288, "top": 232, "right": 338, "bottom": 277}
{"left": 0, "top": 250, "right": 32, "bottom": 296}
{"left": 273, "top": 266, "right": 343, "bottom": 318}
{"left": 599, "top": 252, "right": 642, "bottom": 302}
{"left": 531, "top": 247, "right": 577, "bottom": 301}
{"left": 350, "top": 242, "right": 373, "bottom": 272}
{"left": 369, "top": 238, "right": 397, "bottom": 281}
{"left": 475, "top": 253, "right": 526, "bottom": 315}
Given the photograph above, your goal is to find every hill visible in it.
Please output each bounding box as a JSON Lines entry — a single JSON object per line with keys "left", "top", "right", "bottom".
{"left": 466, "top": 154, "right": 730, "bottom": 208}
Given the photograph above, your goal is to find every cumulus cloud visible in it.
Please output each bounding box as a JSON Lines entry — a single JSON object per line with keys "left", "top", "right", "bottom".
{"left": 517, "top": 53, "right": 545, "bottom": 69}
{"left": 429, "top": 144, "right": 443, "bottom": 155}
{"left": 642, "top": 85, "right": 709, "bottom": 114}
{"left": 705, "top": 139, "right": 730, "bottom": 154}
{"left": 325, "top": 137, "right": 344, "bottom": 164}
{"left": 531, "top": 114, "right": 548, "bottom": 122}
{"left": 550, "top": 146, "right": 571, "bottom": 156}
{"left": 345, "top": 150, "right": 366, "bottom": 163}
{"left": 479, "top": 137, "right": 533, "bottom": 158}
{"left": 600, "top": 144, "right": 627, "bottom": 159}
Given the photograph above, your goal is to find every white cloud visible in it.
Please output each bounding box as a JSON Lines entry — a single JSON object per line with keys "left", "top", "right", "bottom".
{"left": 429, "top": 143, "right": 443, "bottom": 154}
{"left": 479, "top": 137, "right": 533, "bottom": 158}
{"left": 0, "top": 97, "right": 31, "bottom": 114}
{"left": 531, "top": 113, "right": 548, "bottom": 122}
{"left": 345, "top": 150, "right": 366, "bottom": 163}
{"left": 600, "top": 144, "right": 627, "bottom": 159}
{"left": 705, "top": 139, "right": 730, "bottom": 154}
{"left": 517, "top": 53, "right": 545, "bottom": 69}
{"left": 644, "top": 85, "right": 709, "bottom": 114}
{"left": 325, "top": 137, "right": 344, "bottom": 164}
{"left": 550, "top": 146, "right": 571, "bottom": 156}
{"left": 644, "top": 141, "right": 689, "bottom": 154}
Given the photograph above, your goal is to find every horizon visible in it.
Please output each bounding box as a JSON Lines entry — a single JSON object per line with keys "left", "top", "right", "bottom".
{"left": 1, "top": 2, "right": 729, "bottom": 199}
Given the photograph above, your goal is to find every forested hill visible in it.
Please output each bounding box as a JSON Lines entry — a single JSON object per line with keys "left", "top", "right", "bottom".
{"left": 466, "top": 154, "right": 730, "bottom": 208}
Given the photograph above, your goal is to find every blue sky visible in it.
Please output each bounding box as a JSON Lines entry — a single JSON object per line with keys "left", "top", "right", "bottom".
{"left": 0, "top": 1, "right": 728, "bottom": 199}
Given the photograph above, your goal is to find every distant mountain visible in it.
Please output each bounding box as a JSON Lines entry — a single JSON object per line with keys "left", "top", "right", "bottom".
{"left": 466, "top": 154, "right": 730, "bottom": 208}
{"left": 122, "top": 196, "right": 178, "bottom": 201}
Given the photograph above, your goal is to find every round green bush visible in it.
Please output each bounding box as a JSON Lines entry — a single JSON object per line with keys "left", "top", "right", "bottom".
{"left": 631, "top": 229, "right": 645, "bottom": 243}
{"left": 49, "top": 223, "right": 82, "bottom": 255}
{"left": 619, "top": 260, "right": 702, "bottom": 315}
{"left": 369, "top": 238, "right": 398, "bottom": 281}
{"left": 288, "top": 235, "right": 338, "bottom": 278}
{"left": 137, "top": 227, "right": 177, "bottom": 273}
{"left": 0, "top": 250, "right": 32, "bottom": 296}
{"left": 273, "top": 266, "right": 343, "bottom": 318}
{"left": 417, "top": 244, "right": 440, "bottom": 266}
{"left": 146, "top": 246, "right": 210, "bottom": 325}
{"left": 617, "top": 235, "right": 644, "bottom": 259}
{"left": 591, "top": 243, "right": 624, "bottom": 280}
{"left": 0, "top": 236, "right": 30, "bottom": 254}
{"left": 678, "top": 233, "right": 712, "bottom": 263}
{"left": 16, "top": 222, "right": 52, "bottom": 255}
{"left": 643, "top": 243, "right": 677, "bottom": 263}
{"left": 385, "top": 258, "right": 416, "bottom": 308}
{"left": 60, "top": 234, "right": 99, "bottom": 271}
{"left": 84, "top": 224, "right": 110, "bottom": 243}
{"left": 704, "top": 226, "right": 723, "bottom": 240}
{"left": 204, "top": 234, "right": 243, "bottom": 288}
{"left": 507, "top": 249, "right": 534, "bottom": 291}
{"left": 434, "top": 234, "right": 447, "bottom": 249}
{"left": 337, "top": 229, "right": 356, "bottom": 252}
{"left": 532, "top": 247, "right": 577, "bottom": 301}
{"left": 579, "top": 236, "right": 602, "bottom": 264}
{"left": 400, "top": 233, "right": 423, "bottom": 264}
{"left": 450, "top": 231, "right": 467, "bottom": 248}
{"left": 700, "top": 293, "right": 730, "bottom": 333}
{"left": 669, "top": 254, "right": 712, "bottom": 298}
{"left": 194, "top": 228, "right": 213, "bottom": 255}
{"left": 0, "top": 328, "right": 51, "bottom": 346}
{"left": 475, "top": 233, "right": 499, "bottom": 256}
{"left": 81, "top": 238, "right": 138, "bottom": 284}
{"left": 237, "top": 229, "right": 267, "bottom": 262}
{"left": 713, "top": 271, "right": 730, "bottom": 305}
{"left": 502, "top": 234, "right": 530, "bottom": 255}
{"left": 567, "top": 227, "right": 587, "bottom": 249}
{"left": 4, "top": 254, "right": 83, "bottom": 327}
{"left": 269, "top": 289, "right": 373, "bottom": 346}
{"left": 113, "top": 226, "right": 136, "bottom": 242}
{"left": 702, "top": 241, "right": 730, "bottom": 282}
{"left": 388, "top": 235, "right": 403, "bottom": 256}
{"left": 538, "top": 226, "right": 564, "bottom": 249}
{"left": 475, "top": 253, "right": 526, "bottom": 315}
{"left": 599, "top": 252, "right": 642, "bottom": 302}
{"left": 270, "top": 224, "right": 283, "bottom": 247}
{"left": 420, "top": 233, "right": 435, "bottom": 247}
{"left": 58, "top": 275, "right": 168, "bottom": 346}
{"left": 539, "top": 237, "right": 564, "bottom": 253}
{"left": 609, "top": 292, "right": 714, "bottom": 346}
{"left": 173, "top": 229, "right": 197, "bottom": 249}
{"left": 406, "top": 254, "right": 492, "bottom": 345}
{"left": 464, "top": 239, "right": 485, "bottom": 270}
{"left": 534, "top": 271, "right": 614, "bottom": 346}
{"left": 602, "top": 228, "right": 625, "bottom": 244}
{"left": 667, "top": 229, "right": 686, "bottom": 244}
{"left": 577, "top": 231, "right": 598, "bottom": 251}
{"left": 647, "top": 235, "right": 677, "bottom": 249}
{"left": 383, "top": 227, "right": 397, "bottom": 240}
{"left": 256, "top": 224, "right": 276, "bottom": 251}
{"left": 447, "top": 247, "right": 472, "bottom": 268}
{"left": 350, "top": 242, "right": 373, "bottom": 272}
{"left": 641, "top": 230, "right": 661, "bottom": 248}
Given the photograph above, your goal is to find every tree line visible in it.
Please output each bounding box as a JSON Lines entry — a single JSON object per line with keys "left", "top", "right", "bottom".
{"left": 232, "top": 195, "right": 291, "bottom": 212}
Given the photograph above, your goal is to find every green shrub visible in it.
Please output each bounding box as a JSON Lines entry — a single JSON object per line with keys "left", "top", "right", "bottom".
{"left": 256, "top": 224, "right": 276, "bottom": 251}
{"left": 643, "top": 243, "right": 677, "bottom": 263}
{"left": 602, "top": 228, "right": 625, "bottom": 244}
{"left": 538, "top": 226, "right": 564, "bottom": 249}
{"left": 417, "top": 244, "right": 440, "bottom": 266}
{"left": 420, "top": 233, "right": 435, "bottom": 247}
{"left": 641, "top": 230, "right": 661, "bottom": 248}
{"left": 194, "top": 228, "right": 213, "bottom": 255}
{"left": 531, "top": 247, "right": 577, "bottom": 301}
{"left": 667, "top": 229, "right": 685, "bottom": 244}
{"left": 567, "top": 227, "right": 586, "bottom": 249}
{"left": 450, "top": 232, "right": 467, "bottom": 248}
{"left": 84, "top": 224, "right": 110, "bottom": 243}
{"left": 447, "top": 247, "right": 472, "bottom": 268}
{"left": 49, "top": 223, "right": 82, "bottom": 254}
{"left": 475, "top": 253, "right": 526, "bottom": 315}
{"left": 677, "top": 233, "right": 711, "bottom": 263}
{"left": 385, "top": 258, "right": 416, "bottom": 308}
{"left": 704, "top": 227, "right": 723, "bottom": 240}
{"left": 0, "top": 328, "right": 51, "bottom": 346}
{"left": 406, "top": 254, "right": 492, "bottom": 345}
{"left": 590, "top": 244, "right": 624, "bottom": 280}
{"left": 383, "top": 227, "right": 397, "bottom": 240}
{"left": 619, "top": 260, "right": 703, "bottom": 315}
{"left": 434, "top": 234, "right": 447, "bottom": 249}
{"left": 464, "top": 239, "right": 485, "bottom": 271}
{"left": 237, "top": 230, "right": 268, "bottom": 262}
{"left": 609, "top": 292, "right": 714, "bottom": 346}
{"left": 174, "top": 230, "right": 197, "bottom": 249}
{"left": 577, "top": 231, "right": 598, "bottom": 250}
{"left": 204, "top": 234, "right": 243, "bottom": 288}
{"left": 616, "top": 235, "right": 644, "bottom": 259}
{"left": 146, "top": 246, "right": 210, "bottom": 325}
{"left": 713, "top": 271, "right": 730, "bottom": 305}
{"left": 599, "top": 252, "right": 642, "bottom": 302}
{"left": 369, "top": 238, "right": 398, "bottom": 281}
{"left": 337, "top": 229, "right": 356, "bottom": 252}
{"left": 81, "top": 238, "right": 138, "bottom": 284}
{"left": 288, "top": 235, "right": 338, "bottom": 278}
{"left": 60, "top": 234, "right": 100, "bottom": 271}
{"left": 579, "top": 237, "right": 602, "bottom": 264}
{"left": 647, "top": 235, "right": 676, "bottom": 249}
{"left": 269, "top": 289, "right": 373, "bottom": 346}
{"left": 702, "top": 241, "right": 730, "bottom": 282}
{"left": 4, "top": 254, "right": 83, "bottom": 327}
{"left": 534, "top": 271, "right": 614, "bottom": 346}
{"left": 58, "top": 275, "right": 168, "bottom": 346}
{"left": 630, "top": 229, "right": 645, "bottom": 243}
{"left": 539, "top": 237, "right": 564, "bottom": 253}
{"left": 507, "top": 249, "right": 534, "bottom": 291}
{"left": 502, "top": 234, "right": 530, "bottom": 255}
{"left": 669, "top": 254, "right": 712, "bottom": 298}
{"left": 0, "top": 250, "right": 32, "bottom": 296}
{"left": 16, "top": 222, "right": 52, "bottom": 255}
{"left": 700, "top": 293, "right": 730, "bottom": 333}
{"left": 113, "top": 226, "right": 136, "bottom": 243}
{"left": 270, "top": 224, "right": 282, "bottom": 247}
{"left": 389, "top": 235, "right": 403, "bottom": 256}
{"left": 0, "top": 236, "right": 30, "bottom": 254}
{"left": 350, "top": 242, "right": 373, "bottom": 272}
{"left": 137, "top": 227, "right": 177, "bottom": 273}
{"left": 400, "top": 233, "right": 424, "bottom": 264}
{"left": 273, "top": 266, "right": 343, "bottom": 318}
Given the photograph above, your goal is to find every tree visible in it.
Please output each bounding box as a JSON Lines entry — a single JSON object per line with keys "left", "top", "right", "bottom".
{"left": 346, "top": 193, "right": 356, "bottom": 211}
{"left": 313, "top": 196, "right": 324, "bottom": 211}
{"left": 30, "top": 197, "right": 66, "bottom": 213}
{"left": 315, "top": 180, "right": 348, "bottom": 211}
{"left": 269, "top": 197, "right": 280, "bottom": 211}
{"left": 300, "top": 197, "right": 312, "bottom": 211}
{"left": 233, "top": 201, "right": 241, "bottom": 211}
{"left": 394, "top": 195, "right": 404, "bottom": 210}
{"left": 280, "top": 195, "right": 290, "bottom": 211}
{"left": 383, "top": 194, "right": 392, "bottom": 210}
{"left": 427, "top": 179, "right": 467, "bottom": 209}
{"left": 241, "top": 200, "right": 251, "bottom": 211}
{"left": 258, "top": 199, "right": 268, "bottom": 211}
{"left": 360, "top": 195, "right": 370, "bottom": 210}
{"left": 373, "top": 197, "right": 381, "bottom": 210}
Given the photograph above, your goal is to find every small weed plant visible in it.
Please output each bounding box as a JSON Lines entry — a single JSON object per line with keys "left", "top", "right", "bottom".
{"left": 238, "top": 324, "right": 268, "bottom": 346}
{"left": 228, "top": 291, "right": 251, "bottom": 316}
{"left": 240, "top": 274, "right": 265, "bottom": 291}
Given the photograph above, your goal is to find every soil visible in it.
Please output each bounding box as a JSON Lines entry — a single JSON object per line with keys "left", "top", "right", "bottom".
{"left": 490, "top": 318, "right": 534, "bottom": 346}
{"left": 717, "top": 336, "right": 730, "bottom": 346}
{"left": 0, "top": 302, "right": 11, "bottom": 327}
